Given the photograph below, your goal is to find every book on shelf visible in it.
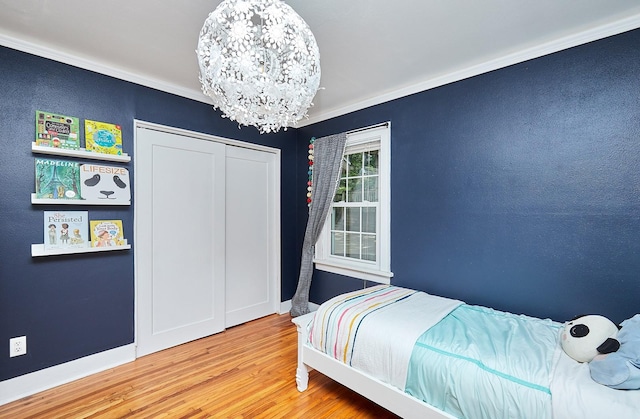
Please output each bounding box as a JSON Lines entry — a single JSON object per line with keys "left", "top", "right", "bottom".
{"left": 35, "top": 158, "right": 83, "bottom": 200}
{"left": 90, "top": 220, "right": 125, "bottom": 247}
{"left": 84, "top": 119, "right": 123, "bottom": 155}
{"left": 44, "top": 211, "right": 89, "bottom": 251}
{"left": 80, "top": 163, "right": 130, "bottom": 203}
{"left": 35, "top": 110, "right": 80, "bottom": 149}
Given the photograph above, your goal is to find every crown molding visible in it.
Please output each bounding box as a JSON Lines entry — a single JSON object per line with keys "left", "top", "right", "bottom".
{"left": 297, "top": 13, "right": 640, "bottom": 127}
{"left": 2, "top": 11, "right": 640, "bottom": 128}
{"left": 0, "top": 33, "right": 212, "bottom": 105}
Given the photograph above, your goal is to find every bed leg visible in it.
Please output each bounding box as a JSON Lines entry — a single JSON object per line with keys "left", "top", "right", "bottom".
{"left": 296, "top": 364, "right": 310, "bottom": 392}
{"left": 292, "top": 313, "right": 315, "bottom": 392}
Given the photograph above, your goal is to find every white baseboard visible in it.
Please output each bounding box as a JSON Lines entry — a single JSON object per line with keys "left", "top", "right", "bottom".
{"left": 280, "top": 300, "right": 319, "bottom": 315}
{"left": 0, "top": 344, "right": 136, "bottom": 406}
{"left": 279, "top": 299, "right": 292, "bottom": 314}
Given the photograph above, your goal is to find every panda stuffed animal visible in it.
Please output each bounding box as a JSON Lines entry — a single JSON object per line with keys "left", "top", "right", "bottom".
{"left": 589, "top": 314, "right": 640, "bottom": 390}
{"left": 561, "top": 314, "right": 620, "bottom": 363}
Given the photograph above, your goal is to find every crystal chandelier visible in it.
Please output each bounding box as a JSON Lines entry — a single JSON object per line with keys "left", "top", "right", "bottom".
{"left": 196, "top": 0, "right": 321, "bottom": 133}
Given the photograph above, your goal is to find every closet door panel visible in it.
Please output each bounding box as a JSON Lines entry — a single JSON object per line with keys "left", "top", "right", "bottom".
{"left": 225, "top": 146, "right": 278, "bottom": 327}
{"left": 136, "top": 127, "right": 226, "bottom": 357}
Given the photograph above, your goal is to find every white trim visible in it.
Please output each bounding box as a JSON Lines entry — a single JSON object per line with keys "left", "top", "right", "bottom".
{"left": 280, "top": 300, "right": 319, "bottom": 314}
{"left": 133, "top": 120, "right": 280, "bottom": 155}
{"left": 0, "top": 33, "right": 210, "bottom": 105}
{"left": 280, "top": 299, "right": 292, "bottom": 314}
{"left": 2, "top": 14, "right": 638, "bottom": 126}
{"left": 0, "top": 344, "right": 135, "bottom": 406}
{"left": 314, "top": 260, "right": 393, "bottom": 284}
{"left": 297, "top": 13, "right": 640, "bottom": 127}
{"left": 315, "top": 124, "right": 392, "bottom": 283}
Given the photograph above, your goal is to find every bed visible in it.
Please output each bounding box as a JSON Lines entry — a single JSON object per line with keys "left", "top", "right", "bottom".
{"left": 292, "top": 285, "right": 639, "bottom": 419}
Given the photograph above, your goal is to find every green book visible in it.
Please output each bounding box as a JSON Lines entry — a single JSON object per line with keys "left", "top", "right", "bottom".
{"left": 35, "top": 110, "right": 80, "bottom": 149}
{"left": 35, "top": 158, "right": 82, "bottom": 200}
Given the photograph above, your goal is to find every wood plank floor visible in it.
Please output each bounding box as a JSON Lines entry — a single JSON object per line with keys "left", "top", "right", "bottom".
{"left": 0, "top": 314, "right": 400, "bottom": 418}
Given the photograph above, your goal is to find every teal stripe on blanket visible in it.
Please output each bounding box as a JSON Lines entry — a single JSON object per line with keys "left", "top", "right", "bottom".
{"left": 413, "top": 341, "right": 551, "bottom": 394}
{"left": 405, "top": 304, "right": 562, "bottom": 419}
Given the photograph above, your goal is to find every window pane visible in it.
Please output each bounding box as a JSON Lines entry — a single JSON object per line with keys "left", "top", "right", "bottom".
{"left": 363, "top": 177, "right": 378, "bottom": 202}
{"left": 362, "top": 207, "right": 376, "bottom": 233}
{"left": 332, "top": 207, "right": 344, "bottom": 230}
{"left": 364, "top": 150, "right": 378, "bottom": 175}
{"left": 347, "top": 153, "right": 362, "bottom": 177}
{"left": 340, "top": 156, "right": 348, "bottom": 179}
{"left": 345, "top": 233, "right": 360, "bottom": 259}
{"left": 362, "top": 234, "right": 377, "bottom": 261}
{"left": 334, "top": 179, "right": 347, "bottom": 202}
{"left": 346, "top": 207, "right": 360, "bottom": 232}
{"left": 347, "top": 178, "right": 362, "bottom": 202}
{"left": 331, "top": 232, "right": 345, "bottom": 256}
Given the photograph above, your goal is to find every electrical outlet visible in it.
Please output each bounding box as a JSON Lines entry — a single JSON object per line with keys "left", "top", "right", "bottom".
{"left": 9, "top": 336, "right": 26, "bottom": 357}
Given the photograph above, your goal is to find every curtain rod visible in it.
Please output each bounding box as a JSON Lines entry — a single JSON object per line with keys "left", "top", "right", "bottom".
{"left": 346, "top": 121, "right": 389, "bottom": 135}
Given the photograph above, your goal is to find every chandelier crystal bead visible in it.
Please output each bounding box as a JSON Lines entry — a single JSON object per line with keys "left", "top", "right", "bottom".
{"left": 197, "top": 0, "right": 321, "bottom": 133}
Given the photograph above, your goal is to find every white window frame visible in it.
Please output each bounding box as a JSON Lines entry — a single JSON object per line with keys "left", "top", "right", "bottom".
{"left": 314, "top": 123, "right": 392, "bottom": 284}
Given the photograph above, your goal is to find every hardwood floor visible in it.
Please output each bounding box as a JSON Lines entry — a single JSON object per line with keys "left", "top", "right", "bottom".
{"left": 0, "top": 314, "right": 400, "bottom": 418}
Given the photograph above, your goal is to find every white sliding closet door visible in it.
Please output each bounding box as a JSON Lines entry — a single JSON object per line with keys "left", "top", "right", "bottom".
{"left": 135, "top": 123, "right": 281, "bottom": 357}
{"left": 225, "top": 145, "right": 278, "bottom": 328}
{"left": 136, "top": 127, "right": 226, "bottom": 357}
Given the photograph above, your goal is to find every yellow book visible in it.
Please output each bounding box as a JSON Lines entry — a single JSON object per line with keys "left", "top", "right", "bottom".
{"left": 90, "top": 220, "right": 125, "bottom": 247}
{"left": 85, "top": 120, "right": 123, "bottom": 155}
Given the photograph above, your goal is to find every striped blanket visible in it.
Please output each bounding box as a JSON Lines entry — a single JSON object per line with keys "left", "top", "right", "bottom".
{"left": 309, "top": 285, "right": 462, "bottom": 389}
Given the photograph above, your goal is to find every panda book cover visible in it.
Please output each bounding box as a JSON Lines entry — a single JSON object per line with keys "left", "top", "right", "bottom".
{"left": 90, "top": 220, "right": 125, "bottom": 248}
{"left": 35, "top": 158, "right": 83, "bottom": 200}
{"left": 84, "top": 119, "right": 123, "bottom": 155}
{"left": 44, "top": 211, "right": 89, "bottom": 251}
{"left": 80, "top": 163, "right": 130, "bottom": 204}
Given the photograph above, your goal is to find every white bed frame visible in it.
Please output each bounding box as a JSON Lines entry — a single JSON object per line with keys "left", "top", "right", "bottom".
{"left": 292, "top": 313, "right": 454, "bottom": 419}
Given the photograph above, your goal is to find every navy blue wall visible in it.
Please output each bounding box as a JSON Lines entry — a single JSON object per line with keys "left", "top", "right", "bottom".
{"left": 3, "top": 27, "right": 640, "bottom": 384}
{"left": 0, "top": 46, "right": 301, "bottom": 381}
{"left": 299, "top": 29, "right": 640, "bottom": 324}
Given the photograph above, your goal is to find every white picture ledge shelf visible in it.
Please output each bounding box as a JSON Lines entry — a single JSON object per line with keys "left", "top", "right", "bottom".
{"left": 31, "top": 194, "right": 130, "bottom": 206}
{"left": 32, "top": 143, "right": 131, "bottom": 162}
{"left": 32, "top": 241, "right": 131, "bottom": 257}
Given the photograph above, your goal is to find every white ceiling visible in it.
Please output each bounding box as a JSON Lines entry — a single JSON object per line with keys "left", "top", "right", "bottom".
{"left": 1, "top": 1, "right": 640, "bottom": 127}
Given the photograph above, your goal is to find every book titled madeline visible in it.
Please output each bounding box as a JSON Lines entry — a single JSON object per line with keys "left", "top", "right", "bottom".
{"left": 44, "top": 211, "right": 89, "bottom": 251}
{"left": 35, "top": 158, "right": 83, "bottom": 200}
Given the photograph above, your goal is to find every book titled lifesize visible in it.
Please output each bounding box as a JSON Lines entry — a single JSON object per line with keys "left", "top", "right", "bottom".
{"left": 80, "top": 163, "right": 130, "bottom": 203}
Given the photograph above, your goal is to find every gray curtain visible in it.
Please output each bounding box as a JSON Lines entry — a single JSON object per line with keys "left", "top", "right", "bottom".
{"left": 290, "top": 133, "right": 347, "bottom": 317}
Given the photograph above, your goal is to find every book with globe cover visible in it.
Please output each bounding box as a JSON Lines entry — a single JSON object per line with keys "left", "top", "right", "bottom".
{"left": 85, "top": 119, "right": 123, "bottom": 155}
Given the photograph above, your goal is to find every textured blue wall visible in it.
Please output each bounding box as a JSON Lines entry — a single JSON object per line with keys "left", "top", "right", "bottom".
{"left": 3, "top": 26, "right": 640, "bottom": 384}
{"left": 299, "top": 29, "right": 640, "bottom": 324}
{"left": 0, "top": 46, "right": 300, "bottom": 381}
